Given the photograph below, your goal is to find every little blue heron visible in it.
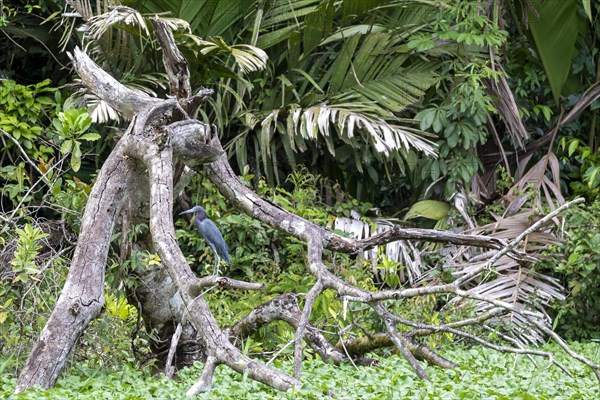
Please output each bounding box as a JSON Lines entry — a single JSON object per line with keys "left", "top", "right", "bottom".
{"left": 180, "top": 205, "right": 231, "bottom": 275}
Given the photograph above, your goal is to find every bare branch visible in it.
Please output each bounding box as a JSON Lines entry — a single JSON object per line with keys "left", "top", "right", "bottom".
{"left": 16, "top": 131, "right": 136, "bottom": 392}
{"left": 375, "top": 304, "right": 430, "bottom": 380}
{"left": 402, "top": 337, "right": 459, "bottom": 369}
{"left": 68, "top": 47, "right": 161, "bottom": 118}
{"left": 186, "top": 356, "right": 219, "bottom": 395}
{"left": 169, "top": 121, "right": 223, "bottom": 166}
{"left": 0, "top": 128, "right": 49, "bottom": 183}
{"left": 204, "top": 141, "right": 536, "bottom": 266}
{"left": 381, "top": 305, "right": 572, "bottom": 375}
{"left": 527, "top": 317, "right": 600, "bottom": 380}
{"left": 150, "top": 17, "right": 191, "bottom": 99}
{"left": 293, "top": 279, "right": 324, "bottom": 378}
{"left": 165, "top": 323, "right": 183, "bottom": 379}
{"left": 346, "top": 226, "right": 532, "bottom": 260}
{"left": 135, "top": 114, "right": 300, "bottom": 391}
{"left": 228, "top": 294, "right": 351, "bottom": 366}
{"left": 192, "top": 276, "right": 265, "bottom": 292}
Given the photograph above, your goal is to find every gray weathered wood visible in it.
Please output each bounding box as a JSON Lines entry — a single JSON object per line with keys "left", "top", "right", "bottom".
{"left": 16, "top": 136, "right": 136, "bottom": 392}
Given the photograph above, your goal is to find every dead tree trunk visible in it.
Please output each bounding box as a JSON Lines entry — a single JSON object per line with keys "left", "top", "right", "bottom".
{"left": 16, "top": 139, "right": 136, "bottom": 391}
{"left": 16, "top": 18, "right": 600, "bottom": 395}
{"left": 17, "top": 20, "right": 301, "bottom": 393}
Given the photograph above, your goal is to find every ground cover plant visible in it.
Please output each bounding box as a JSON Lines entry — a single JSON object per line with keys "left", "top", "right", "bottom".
{"left": 2, "top": 342, "right": 599, "bottom": 399}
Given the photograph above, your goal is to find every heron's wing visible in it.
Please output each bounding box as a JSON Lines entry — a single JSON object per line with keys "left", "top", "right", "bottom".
{"left": 196, "top": 218, "right": 231, "bottom": 263}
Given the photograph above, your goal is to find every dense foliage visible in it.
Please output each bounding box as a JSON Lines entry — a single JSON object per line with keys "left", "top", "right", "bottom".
{"left": 542, "top": 200, "right": 600, "bottom": 340}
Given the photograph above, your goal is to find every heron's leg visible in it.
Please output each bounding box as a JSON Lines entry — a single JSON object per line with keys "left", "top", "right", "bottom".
{"left": 208, "top": 245, "right": 220, "bottom": 276}
{"left": 213, "top": 252, "right": 221, "bottom": 276}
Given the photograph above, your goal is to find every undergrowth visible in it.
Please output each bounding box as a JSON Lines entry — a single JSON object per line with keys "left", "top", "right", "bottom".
{"left": 2, "top": 342, "right": 598, "bottom": 399}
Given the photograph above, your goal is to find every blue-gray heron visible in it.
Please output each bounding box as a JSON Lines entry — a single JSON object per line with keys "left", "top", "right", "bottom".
{"left": 180, "top": 205, "right": 231, "bottom": 275}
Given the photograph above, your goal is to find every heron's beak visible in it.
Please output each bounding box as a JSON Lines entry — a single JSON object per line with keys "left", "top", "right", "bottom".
{"left": 179, "top": 209, "right": 194, "bottom": 215}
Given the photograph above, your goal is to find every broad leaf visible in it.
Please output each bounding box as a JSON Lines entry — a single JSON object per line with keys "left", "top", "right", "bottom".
{"left": 528, "top": 0, "right": 579, "bottom": 104}
{"left": 404, "top": 200, "right": 450, "bottom": 221}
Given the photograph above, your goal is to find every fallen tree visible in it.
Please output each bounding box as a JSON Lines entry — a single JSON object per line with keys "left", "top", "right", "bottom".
{"left": 16, "top": 19, "right": 600, "bottom": 396}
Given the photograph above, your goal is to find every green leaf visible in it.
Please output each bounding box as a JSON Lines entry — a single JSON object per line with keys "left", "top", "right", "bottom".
{"left": 404, "top": 200, "right": 450, "bottom": 221}
{"left": 327, "top": 34, "right": 361, "bottom": 93}
{"left": 36, "top": 96, "right": 55, "bottom": 105}
{"left": 52, "top": 117, "right": 64, "bottom": 134}
{"left": 582, "top": 0, "right": 592, "bottom": 22}
{"left": 79, "top": 132, "right": 101, "bottom": 141}
{"left": 288, "top": 30, "right": 301, "bottom": 71}
{"left": 292, "top": 68, "right": 324, "bottom": 93}
{"left": 303, "top": 2, "right": 331, "bottom": 56}
{"left": 52, "top": 178, "right": 63, "bottom": 195}
{"left": 430, "top": 161, "right": 440, "bottom": 181}
{"left": 320, "top": 24, "right": 387, "bottom": 46}
{"left": 78, "top": 113, "right": 92, "bottom": 132}
{"left": 257, "top": 25, "right": 299, "bottom": 49}
{"left": 568, "top": 139, "right": 579, "bottom": 157}
{"left": 71, "top": 141, "right": 82, "bottom": 172}
{"left": 527, "top": 0, "right": 579, "bottom": 104}
{"left": 60, "top": 139, "right": 73, "bottom": 155}
{"left": 585, "top": 166, "right": 600, "bottom": 188}
{"left": 416, "top": 108, "right": 436, "bottom": 131}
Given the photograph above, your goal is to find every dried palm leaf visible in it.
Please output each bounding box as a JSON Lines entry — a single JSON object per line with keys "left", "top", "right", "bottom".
{"left": 485, "top": 64, "right": 530, "bottom": 149}
{"left": 288, "top": 103, "right": 438, "bottom": 158}
{"left": 508, "top": 152, "right": 565, "bottom": 211}
{"left": 334, "top": 214, "right": 424, "bottom": 286}
{"left": 445, "top": 204, "right": 566, "bottom": 344}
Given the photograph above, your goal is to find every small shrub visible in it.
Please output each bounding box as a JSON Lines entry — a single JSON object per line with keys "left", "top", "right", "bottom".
{"left": 542, "top": 200, "right": 600, "bottom": 340}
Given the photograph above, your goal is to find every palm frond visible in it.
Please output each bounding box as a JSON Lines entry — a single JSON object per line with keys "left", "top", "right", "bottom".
{"left": 453, "top": 255, "right": 565, "bottom": 345}
{"left": 64, "top": 92, "right": 121, "bottom": 124}
{"left": 318, "top": 31, "right": 439, "bottom": 113}
{"left": 509, "top": 152, "right": 565, "bottom": 211}
{"left": 133, "top": 0, "right": 245, "bottom": 38}
{"left": 445, "top": 207, "right": 566, "bottom": 344}
{"left": 86, "top": 6, "right": 151, "bottom": 42}
{"left": 334, "top": 213, "right": 424, "bottom": 285}
{"left": 183, "top": 35, "right": 269, "bottom": 74}
{"left": 486, "top": 64, "right": 530, "bottom": 149}
{"left": 334, "top": 194, "right": 568, "bottom": 345}
{"left": 260, "top": 0, "right": 322, "bottom": 30}
{"left": 288, "top": 103, "right": 438, "bottom": 157}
